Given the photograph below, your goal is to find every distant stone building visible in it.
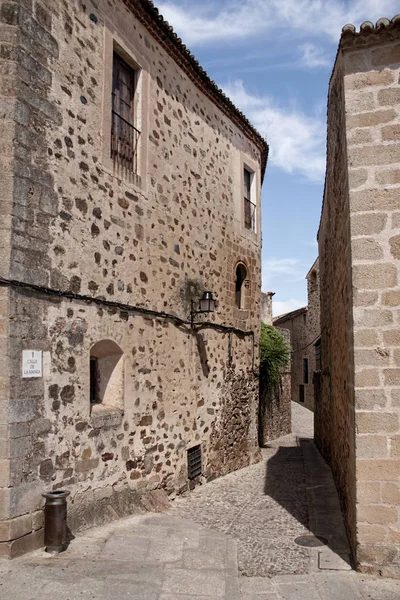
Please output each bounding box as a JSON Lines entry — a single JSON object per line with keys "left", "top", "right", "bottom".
{"left": 316, "top": 17, "right": 400, "bottom": 577}
{"left": 258, "top": 292, "right": 291, "bottom": 444}
{"left": 273, "top": 260, "right": 320, "bottom": 412}
{"left": 0, "top": 0, "right": 268, "bottom": 557}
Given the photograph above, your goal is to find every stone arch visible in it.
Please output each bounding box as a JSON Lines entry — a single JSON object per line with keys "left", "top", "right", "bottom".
{"left": 235, "top": 262, "right": 248, "bottom": 309}
{"left": 89, "top": 339, "right": 124, "bottom": 410}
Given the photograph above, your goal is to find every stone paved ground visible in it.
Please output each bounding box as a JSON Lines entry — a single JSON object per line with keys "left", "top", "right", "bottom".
{"left": 171, "top": 402, "right": 316, "bottom": 576}
{"left": 1, "top": 402, "right": 400, "bottom": 598}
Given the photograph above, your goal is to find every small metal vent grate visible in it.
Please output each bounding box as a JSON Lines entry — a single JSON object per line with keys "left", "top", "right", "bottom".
{"left": 187, "top": 445, "right": 202, "bottom": 479}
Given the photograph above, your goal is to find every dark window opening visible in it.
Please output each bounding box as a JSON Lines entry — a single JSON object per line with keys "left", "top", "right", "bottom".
{"left": 90, "top": 357, "right": 100, "bottom": 404}
{"left": 111, "top": 53, "right": 140, "bottom": 172}
{"left": 235, "top": 263, "right": 247, "bottom": 309}
{"left": 187, "top": 445, "right": 202, "bottom": 479}
{"left": 299, "top": 384, "right": 305, "bottom": 403}
{"left": 315, "top": 339, "right": 321, "bottom": 371}
{"left": 244, "top": 168, "right": 256, "bottom": 230}
{"left": 303, "top": 358, "right": 309, "bottom": 384}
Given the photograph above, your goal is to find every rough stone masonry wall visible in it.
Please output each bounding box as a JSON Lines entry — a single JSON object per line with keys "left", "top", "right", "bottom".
{"left": 343, "top": 37, "right": 400, "bottom": 576}
{"left": 304, "top": 260, "right": 320, "bottom": 411}
{"left": 0, "top": 0, "right": 264, "bottom": 557}
{"left": 316, "top": 53, "right": 358, "bottom": 562}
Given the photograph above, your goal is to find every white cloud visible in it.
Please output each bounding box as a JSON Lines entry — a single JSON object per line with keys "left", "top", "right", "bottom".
{"left": 262, "top": 257, "right": 307, "bottom": 289}
{"left": 223, "top": 80, "right": 326, "bottom": 181}
{"left": 273, "top": 298, "right": 306, "bottom": 317}
{"left": 298, "top": 43, "right": 330, "bottom": 69}
{"left": 157, "top": 0, "right": 399, "bottom": 47}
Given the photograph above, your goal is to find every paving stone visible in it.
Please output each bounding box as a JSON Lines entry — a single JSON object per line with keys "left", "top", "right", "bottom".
{"left": 162, "top": 568, "right": 226, "bottom": 597}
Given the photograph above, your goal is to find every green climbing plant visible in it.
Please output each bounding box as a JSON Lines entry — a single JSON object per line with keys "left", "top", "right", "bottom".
{"left": 259, "top": 323, "right": 290, "bottom": 391}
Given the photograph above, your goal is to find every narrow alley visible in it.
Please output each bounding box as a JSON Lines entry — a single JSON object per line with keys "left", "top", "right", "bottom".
{"left": 1, "top": 403, "right": 399, "bottom": 600}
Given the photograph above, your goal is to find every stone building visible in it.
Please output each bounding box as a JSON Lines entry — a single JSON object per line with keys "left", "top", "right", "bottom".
{"left": 273, "top": 261, "right": 320, "bottom": 412}
{"left": 316, "top": 16, "right": 400, "bottom": 577}
{"left": 258, "top": 291, "right": 291, "bottom": 443}
{"left": 0, "top": 0, "right": 268, "bottom": 557}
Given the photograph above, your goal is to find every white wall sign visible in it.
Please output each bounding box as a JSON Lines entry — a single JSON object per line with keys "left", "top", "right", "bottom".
{"left": 22, "top": 350, "right": 43, "bottom": 378}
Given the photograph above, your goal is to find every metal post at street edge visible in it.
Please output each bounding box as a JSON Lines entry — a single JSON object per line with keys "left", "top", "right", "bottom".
{"left": 42, "top": 490, "right": 71, "bottom": 554}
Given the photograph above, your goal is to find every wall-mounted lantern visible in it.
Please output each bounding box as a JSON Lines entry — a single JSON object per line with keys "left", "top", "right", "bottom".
{"left": 190, "top": 291, "right": 216, "bottom": 327}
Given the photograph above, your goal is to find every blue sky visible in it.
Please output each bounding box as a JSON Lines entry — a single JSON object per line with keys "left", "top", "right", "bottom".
{"left": 156, "top": 0, "right": 399, "bottom": 315}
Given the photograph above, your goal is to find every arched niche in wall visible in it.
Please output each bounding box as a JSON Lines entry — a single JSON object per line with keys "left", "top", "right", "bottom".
{"left": 89, "top": 339, "right": 124, "bottom": 411}
{"left": 235, "top": 262, "right": 248, "bottom": 310}
{"left": 309, "top": 270, "right": 318, "bottom": 293}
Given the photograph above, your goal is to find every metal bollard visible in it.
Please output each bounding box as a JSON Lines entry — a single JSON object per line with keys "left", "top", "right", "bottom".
{"left": 42, "top": 490, "right": 70, "bottom": 554}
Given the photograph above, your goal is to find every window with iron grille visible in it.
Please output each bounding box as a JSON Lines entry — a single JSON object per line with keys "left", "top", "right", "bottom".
{"left": 111, "top": 53, "right": 140, "bottom": 172}
{"left": 244, "top": 168, "right": 256, "bottom": 231}
{"left": 187, "top": 445, "right": 202, "bottom": 479}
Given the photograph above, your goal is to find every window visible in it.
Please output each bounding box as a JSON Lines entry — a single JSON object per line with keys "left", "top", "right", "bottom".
{"left": 299, "top": 384, "right": 305, "bottom": 403}
{"left": 244, "top": 168, "right": 256, "bottom": 231}
{"left": 235, "top": 263, "right": 247, "bottom": 309}
{"left": 111, "top": 53, "right": 140, "bottom": 172}
{"left": 89, "top": 340, "right": 124, "bottom": 410}
{"left": 315, "top": 339, "right": 321, "bottom": 371}
{"left": 187, "top": 445, "right": 202, "bottom": 479}
{"left": 303, "top": 358, "right": 309, "bottom": 384}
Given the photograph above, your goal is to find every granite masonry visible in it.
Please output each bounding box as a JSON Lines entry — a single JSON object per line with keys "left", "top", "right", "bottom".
{"left": 273, "top": 262, "right": 320, "bottom": 413}
{"left": 317, "top": 16, "right": 400, "bottom": 578}
{"left": 0, "top": 0, "right": 268, "bottom": 557}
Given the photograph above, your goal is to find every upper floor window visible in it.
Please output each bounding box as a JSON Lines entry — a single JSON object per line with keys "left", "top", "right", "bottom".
{"left": 111, "top": 53, "right": 140, "bottom": 173}
{"left": 303, "top": 358, "right": 309, "bottom": 384}
{"left": 244, "top": 168, "right": 256, "bottom": 231}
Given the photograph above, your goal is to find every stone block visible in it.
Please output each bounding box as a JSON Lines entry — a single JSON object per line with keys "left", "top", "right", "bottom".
{"left": 354, "top": 348, "right": 390, "bottom": 367}
{"left": 389, "top": 235, "right": 400, "bottom": 259}
{"left": 354, "top": 369, "right": 380, "bottom": 387}
{"left": 382, "top": 482, "right": 400, "bottom": 504}
{"left": 357, "top": 524, "right": 387, "bottom": 544}
{"left": 0, "top": 459, "right": 10, "bottom": 486}
{"left": 352, "top": 238, "right": 384, "bottom": 261}
{"left": 0, "top": 513, "right": 31, "bottom": 542}
{"left": 349, "top": 144, "right": 400, "bottom": 168}
{"left": 382, "top": 124, "right": 400, "bottom": 142}
{"left": 347, "top": 129, "right": 373, "bottom": 145}
{"left": 6, "top": 528, "right": 44, "bottom": 558}
{"left": 382, "top": 291, "right": 400, "bottom": 307}
{"left": 345, "top": 52, "right": 370, "bottom": 74}
{"left": 389, "top": 435, "right": 400, "bottom": 457}
{"left": 345, "top": 69, "right": 394, "bottom": 90}
{"left": 75, "top": 458, "right": 99, "bottom": 473}
{"left": 383, "top": 330, "right": 400, "bottom": 345}
{"left": 353, "top": 291, "right": 378, "bottom": 307}
{"left": 354, "top": 309, "right": 393, "bottom": 328}
{"left": 0, "top": 488, "right": 10, "bottom": 520}
{"left": 353, "top": 264, "right": 397, "bottom": 290}
{"left": 371, "top": 44, "right": 400, "bottom": 67}
{"left": 376, "top": 169, "right": 400, "bottom": 185}
{"left": 384, "top": 369, "right": 400, "bottom": 386}
{"left": 357, "top": 459, "right": 400, "bottom": 481}
{"left": 378, "top": 87, "right": 400, "bottom": 106}
{"left": 358, "top": 504, "right": 398, "bottom": 525}
{"left": 392, "top": 212, "right": 400, "bottom": 228}
{"left": 347, "top": 109, "right": 396, "bottom": 129}
{"left": 356, "top": 413, "right": 398, "bottom": 434}
{"left": 358, "top": 542, "right": 398, "bottom": 566}
{"left": 31, "top": 510, "right": 44, "bottom": 531}
{"left": 357, "top": 482, "right": 381, "bottom": 504}
{"left": 354, "top": 329, "right": 379, "bottom": 346}
{"left": 355, "top": 388, "right": 387, "bottom": 410}
{"left": 350, "top": 188, "right": 400, "bottom": 212}
{"left": 356, "top": 434, "right": 389, "bottom": 457}
{"left": 348, "top": 168, "right": 368, "bottom": 189}
{"left": 351, "top": 213, "right": 387, "bottom": 236}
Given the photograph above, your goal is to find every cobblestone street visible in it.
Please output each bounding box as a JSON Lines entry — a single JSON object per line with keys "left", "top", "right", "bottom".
{"left": 1, "top": 402, "right": 399, "bottom": 599}
{"left": 171, "top": 402, "right": 348, "bottom": 577}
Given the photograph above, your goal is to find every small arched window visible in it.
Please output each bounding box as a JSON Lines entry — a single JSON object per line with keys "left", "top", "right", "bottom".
{"left": 235, "top": 263, "right": 247, "bottom": 309}
{"left": 89, "top": 340, "right": 124, "bottom": 410}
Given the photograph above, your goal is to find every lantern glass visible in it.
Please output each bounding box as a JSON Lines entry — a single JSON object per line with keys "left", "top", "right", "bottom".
{"left": 199, "top": 291, "right": 215, "bottom": 313}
